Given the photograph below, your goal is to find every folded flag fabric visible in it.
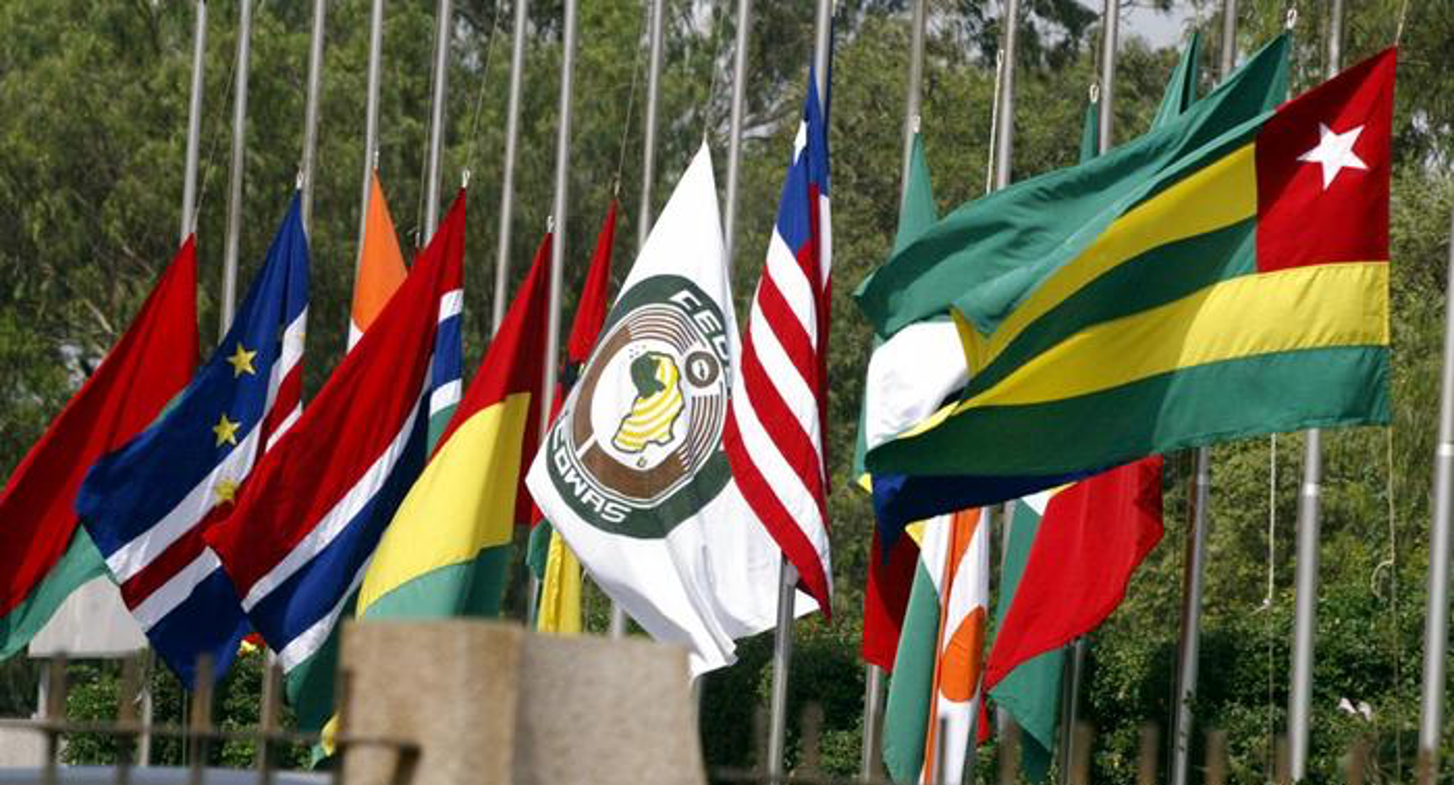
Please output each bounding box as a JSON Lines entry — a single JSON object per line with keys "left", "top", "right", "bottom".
{"left": 882, "top": 509, "right": 989, "bottom": 785}
{"left": 857, "top": 129, "right": 940, "bottom": 669}
{"left": 531, "top": 200, "right": 618, "bottom": 633}
{"left": 724, "top": 71, "right": 834, "bottom": 613}
{"left": 356, "top": 209, "right": 550, "bottom": 624}
{"left": 863, "top": 45, "right": 1396, "bottom": 494}
{"left": 348, "top": 170, "right": 408, "bottom": 349}
{"left": 0, "top": 239, "right": 198, "bottom": 659}
{"left": 77, "top": 197, "right": 309, "bottom": 686}
{"left": 526, "top": 144, "right": 802, "bottom": 676}
{"left": 204, "top": 192, "right": 466, "bottom": 699}
{"left": 984, "top": 457, "right": 1164, "bottom": 693}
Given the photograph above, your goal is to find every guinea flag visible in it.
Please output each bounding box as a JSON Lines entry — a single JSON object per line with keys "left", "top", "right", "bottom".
{"left": 0, "top": 239, "right": 197, "bottom": 657}
{"left": 859, "top": 44, "right": 1394, "bottom": 494}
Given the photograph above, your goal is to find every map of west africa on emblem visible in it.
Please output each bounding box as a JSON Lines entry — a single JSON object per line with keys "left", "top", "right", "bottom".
{"left": 546, "top": 274, "right": 733, "bottom": 538}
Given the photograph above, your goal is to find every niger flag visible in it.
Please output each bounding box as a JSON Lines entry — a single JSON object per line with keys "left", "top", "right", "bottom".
{"left": 861, "top": 45, "right": 1394, "bottom": 486}
{"left": 354, "top": 227, "right": 550, "bottom": 620}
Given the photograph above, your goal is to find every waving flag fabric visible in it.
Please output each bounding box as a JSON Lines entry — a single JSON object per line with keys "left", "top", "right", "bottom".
{"left": 76, "top": 198, "right": 308, "bottom": 685}
{"left": 205, "top": 192, "right": 466, "bottom": 691}
{"left": 861, "top": 46, "right": 1393, "bottom": 493}
{"left": 724, "top": 72, "right": 834, "bottom": 612}
{"left": 348, "top": 170, "right": 408, "bottom": 349}
{"left": 357, "top": 218, "right": 550, "bottom": 624}
{"left": 526, "top": 145, "right": 799, "bottom": 676}
{"left": 882, "top": 509, "right": 989, "bottom": 785}
{"left": 0, "top": 241, "right": 197, "bottom": 659}
{"left": 530, "top": 201, "right": 618, "bottom": 633}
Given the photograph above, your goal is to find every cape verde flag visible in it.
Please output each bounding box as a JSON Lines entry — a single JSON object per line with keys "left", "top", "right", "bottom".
{"left": 76, "top": 194, "right": 309, "bottom": 687}
{"left": 205, "top": 192, "right": 466, "bottom": 677}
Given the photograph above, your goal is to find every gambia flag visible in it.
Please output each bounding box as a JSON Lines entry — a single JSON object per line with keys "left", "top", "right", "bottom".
{"left": 356, "top": 221, "right": 550, "bottom": 623}
{"left": 0, "top": 240, "right": 197, "bottom": 658}
{"left": 858, "top": 42, "right": 1394, "bottom": 490}
{"left": 882, "top": 508, "right": 989, "bottom": 785}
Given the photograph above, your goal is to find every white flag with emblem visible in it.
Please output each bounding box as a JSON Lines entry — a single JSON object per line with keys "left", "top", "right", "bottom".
{"left": 526, "top": 143, "right": 812, "bottom": 676}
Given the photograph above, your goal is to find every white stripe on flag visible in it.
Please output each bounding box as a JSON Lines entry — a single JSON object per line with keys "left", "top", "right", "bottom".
{"left": 276, "top": 556, "right": 371, "bottom": 672}
{"left": 438, "top": 289, "right": 464, "bottom": 323}
{"left": 429, "top": 379, "right": 462, "bottom": 417}
{"left": 130, "top": 548, "right": 223, "bottom": 630}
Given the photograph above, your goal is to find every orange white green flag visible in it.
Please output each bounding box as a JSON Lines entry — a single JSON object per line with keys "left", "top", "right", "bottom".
{"left": 883, "top": 508, "right": 990, "bottom": 785}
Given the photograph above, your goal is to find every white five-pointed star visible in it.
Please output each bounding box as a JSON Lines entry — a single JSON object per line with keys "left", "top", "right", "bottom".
{"left": 1296, "top": 122, "right": 1368, "bottom": 190}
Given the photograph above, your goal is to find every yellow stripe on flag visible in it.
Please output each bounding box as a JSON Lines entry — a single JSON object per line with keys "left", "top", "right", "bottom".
{"left": 957, "top": 261, "right": 1387, "bottom": 411}
{"left": 357, "top": 392, "right": 533, "bottom": 614}
{"left": 536, "top": 530, "right": 583, "bottom": 634}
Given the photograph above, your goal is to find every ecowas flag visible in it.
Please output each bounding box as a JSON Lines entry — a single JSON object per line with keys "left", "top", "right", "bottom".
{"left": 526, "top": 143, "right": 806, "bottom": 676}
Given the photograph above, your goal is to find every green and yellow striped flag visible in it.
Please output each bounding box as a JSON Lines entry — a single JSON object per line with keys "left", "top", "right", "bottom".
{"left": 857, "top": 42, "right": 1395, "bottom": 483}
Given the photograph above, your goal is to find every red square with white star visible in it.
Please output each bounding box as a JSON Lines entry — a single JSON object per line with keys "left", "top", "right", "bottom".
{"left": 1255, "top": 48, "right": 1395, "bottom": 272}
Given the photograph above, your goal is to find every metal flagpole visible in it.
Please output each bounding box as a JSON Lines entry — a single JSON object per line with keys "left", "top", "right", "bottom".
{"left": 608, "top": 0, "right": 667, "bottom": 641}
{"left": 180, "top": 1, "right": 207, "bottom": 242}
{"left": 538, "top": 0, "right": 576, "bottom": 548}
{"left": 492, "top": 0, "right": 528, "bottom": 334}
{"left": 299, "top": 0, "right": 327, "bottom": 231}
{"left": 860, "top": 2, "right": 926, "bottom": 776}
{"left": 1170, "top": 5, "right": 1236, "bottom": 781}
{"left": 765, "top": 5, "right": 831, "bottom": 781}
{"left": 722, "top": 0, "right": 751, "bottom": 274}
{"left": 1418, "top": 207, "right": 1454, "bottom": 785}
{"left": 1058, "top": 4, "right": 1108, "bottom": 780}
{"left": 356, "top": 0, "right": 386, "bottom": 275}
{"left": 994, "top": 0, "right": 1019, "bottom": 194}
{"left": 220, "top": 0, "right": 253, "bottom": 336}
{"left": 1288, "top": 2, "right": 1339, "bottom": 779}
{"left": 423, "top": 0, "right": 453, "bottom": 241}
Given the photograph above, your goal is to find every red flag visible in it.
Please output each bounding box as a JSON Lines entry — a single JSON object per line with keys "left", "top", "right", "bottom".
{"left": 982, "top": 457, "right": 1164, "bottom": 694}
{"left": 0, "top": 239, "right": 197, "bottom": 641}
{"left": 861, "top": 529, "right": 918, "bottom": 670}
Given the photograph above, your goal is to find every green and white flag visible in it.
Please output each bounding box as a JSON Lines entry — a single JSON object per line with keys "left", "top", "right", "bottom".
{"left": 525, "top": 143, "right": 809, "bottom": 676}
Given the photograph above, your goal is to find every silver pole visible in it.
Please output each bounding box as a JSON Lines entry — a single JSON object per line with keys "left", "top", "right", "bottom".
{"left": 424, "top": 0, "right": 453, "bottom": 241}
{"left": 1218, "top": 0, "right": 1237, "bottom": 78}
{"left": 492, "top": 0, "right": 529, "bottom": 335}
{"left": 1288, "top": 3, "right": 1339, "bottom": 778}
{"left": 721, "top": 0, "right": 751, "bottom": 274}
{"left": 180, "top": 1, "right": 207, "bottom": 242}
{"left": 1172, "top": 449, "right": 1212, "bottom": 785}
{"left": 219, "top": 0, "right": 253, "bottom": 336}
{"left": 863, "top": 1, "right": 926, "bottom": 776}
{"left": 539, "top": 1, "right": 575, "bottom": 453}
{"left": 609, "top": 0, "right": 667, "bottom": 641}
{"left": 767, "top": 6, "right": 831, "bottom": 779}
{"left": 299, "top": 0, "right": 327, "bottom": 231}
{"left": 355, "top": 0, "right": 385, "bottom": 275}
{"left": 1418, "top": 207, "right": 1454, "bottom": 783}
{"left": 635, "top": 0, "right": 665, "bottom": 253}
{"left": 1057, "top": 6, "right": 1101, "bottom": 777}
{"left": 1095, "top": 0, "right": 1118, "bottom": 154}
{"left": 994, "top": 0, "right": 1020, "bottom": 192}
{"left": 1171, "top": 15, "right": 1237, "bottom": 779}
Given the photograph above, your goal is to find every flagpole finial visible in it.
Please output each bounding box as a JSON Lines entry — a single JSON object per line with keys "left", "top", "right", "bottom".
{"left": 1285, "top": 7, "right": 1298, "bottom": 30}
{"left": 1089, "top": 81, "right": 1100, "bottom": 103}
{"left": 912, "top": 114, "right": 921, "bottom": 134}
{"left": 613, "top": 177, "right": 621, "bottom": 197}
{"left": 547, "top": 214, "right": 555, "bottom": 233}
{"left": 372, "top": 149, "right": 381, "bottom": 172}
{"left": 295, "top": 170, "right": 305, "bottom": 191}
{"left": 461, "top": 169, "right": 472, "bottom": 189}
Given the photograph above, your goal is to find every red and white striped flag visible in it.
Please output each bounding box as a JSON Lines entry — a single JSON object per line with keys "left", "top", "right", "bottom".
{"left": 724, "top": 73, "right": 833, "bottom": 613}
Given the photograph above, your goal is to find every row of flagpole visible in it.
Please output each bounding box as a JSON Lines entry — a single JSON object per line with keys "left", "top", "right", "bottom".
{"left": 161, "top": 0, "right": 1454, "bottom": 780}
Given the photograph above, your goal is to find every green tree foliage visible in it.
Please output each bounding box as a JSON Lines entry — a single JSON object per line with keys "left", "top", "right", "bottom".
{"left": 1, "top": 0, "right": 1452, "bottom": 782}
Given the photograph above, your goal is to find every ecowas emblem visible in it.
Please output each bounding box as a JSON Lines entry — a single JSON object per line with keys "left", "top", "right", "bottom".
{"left": 546, "top": 274, "right": 731, "bottom": 538}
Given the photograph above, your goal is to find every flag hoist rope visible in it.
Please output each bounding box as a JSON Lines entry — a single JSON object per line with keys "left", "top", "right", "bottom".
{"left": 1288, "top": 2, "right": 1337, "bottom": 779}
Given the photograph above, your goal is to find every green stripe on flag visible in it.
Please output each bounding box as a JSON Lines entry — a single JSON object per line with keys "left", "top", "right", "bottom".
{"left": 0, "top": 529, "right": 108, "bottom": 659}
{"left": 882, "top": 560, "right": 940, "bottom": 784}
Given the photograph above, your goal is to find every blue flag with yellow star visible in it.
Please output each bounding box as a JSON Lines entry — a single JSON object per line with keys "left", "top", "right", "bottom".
{"left": 76, "top": 193, "right": 310, "bottom": 687}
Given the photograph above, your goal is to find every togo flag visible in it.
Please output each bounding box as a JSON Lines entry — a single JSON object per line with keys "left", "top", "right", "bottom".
{"left": 526, "top": 143, "right": 800, "bottom": 675}
{"left": 859, "top": 42, "right": 1395, "bottom": 488}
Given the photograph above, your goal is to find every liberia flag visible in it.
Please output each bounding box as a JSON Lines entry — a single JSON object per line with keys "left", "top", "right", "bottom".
{"left": 76, "top": 195, "right": 309, "bottom": 686}
{"left": 0, "top": 239, "right": 197, "bottom": 659}
{"left": 204, "top": 191, "right": 465, "bottom": 689}
{"left": 724, "top": 69, "right": 834, "bottom": 613}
